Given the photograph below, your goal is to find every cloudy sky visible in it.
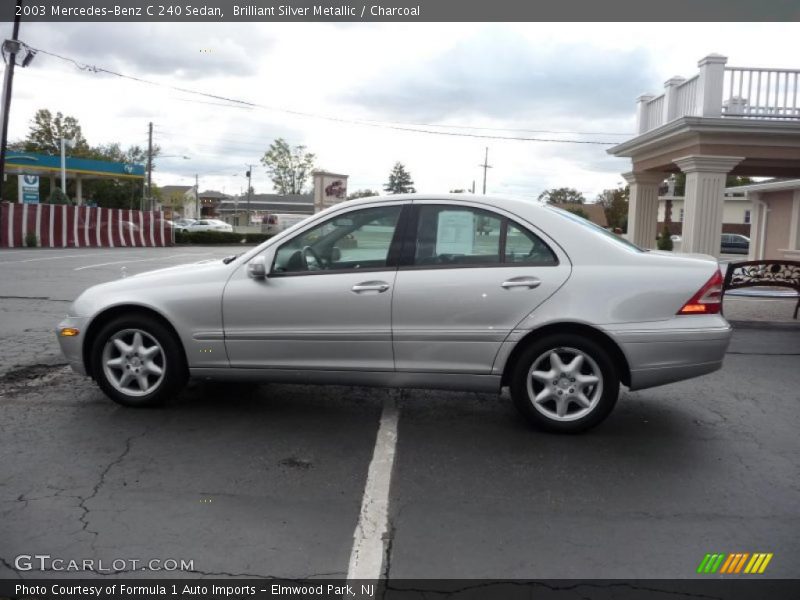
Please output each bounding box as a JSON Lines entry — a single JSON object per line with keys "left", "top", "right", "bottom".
{"left": 5, "top": 22, "right": 799, "bottom": 199}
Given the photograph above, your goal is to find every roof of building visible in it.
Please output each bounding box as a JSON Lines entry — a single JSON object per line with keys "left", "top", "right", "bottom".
{"left": 550, "top": 202, "right": 608, "bottom": 227}
{"left": 725, "top": 178, "right": 800, "bottom": 194}
{"left": 199, "top": 190, "right": 228, "bottom": 199}
{"left": 228, "top": 193, "right": 314, "bottom": 204}
{"left": 218, "top": 193, "right": 314, "bottom": 214}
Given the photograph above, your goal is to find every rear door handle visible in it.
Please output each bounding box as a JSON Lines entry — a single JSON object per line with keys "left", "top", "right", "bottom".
{"left": 351, "top": 281, "right": 391, "bottom": 293}
{"left": 501, "top": 276, "right": 541, "bottom": 289}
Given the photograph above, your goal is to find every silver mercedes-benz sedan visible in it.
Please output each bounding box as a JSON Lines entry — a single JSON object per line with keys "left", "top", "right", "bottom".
{"left": 57, "top": 194, "right": 732, "bottom": 432}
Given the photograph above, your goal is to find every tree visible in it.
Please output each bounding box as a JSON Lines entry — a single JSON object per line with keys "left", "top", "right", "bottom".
{"left": 21, "top": 109, "right": 91, "bottom": 156}
{"left": 657, "top": 225, "right": 674, "bottom": 251}
{"left": 563, "top": 205, "right": 590, "bottom": 219}
{"left": 384, "top": 162, "right": 415, "bottom": 194}
{"left": 347, "top": 189, "right": 379, "bottom": 200}
{"left": 538, "top": 187, "right": 585, "bottom": 204}
{"left": 596, "top": 185, "right": 629, "bottom": 231}
{"left": 260, "top": 138, "right": 315, "bottom": 195}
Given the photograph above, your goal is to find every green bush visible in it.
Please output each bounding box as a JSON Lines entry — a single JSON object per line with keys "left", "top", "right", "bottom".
{"left": 24, "top": 232, "right": 38, "bottom": 248}
{"left": 657, "top": 226, "right": 674, "bottom": 251}
{"left": 174, "top": 230, "right": 273, "bottom": 245}
{"left": 243, "top": 233, "right": 273, "bottom": 244}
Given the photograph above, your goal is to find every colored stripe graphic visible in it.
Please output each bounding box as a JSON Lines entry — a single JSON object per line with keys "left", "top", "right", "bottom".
{"left": 697, "top": 554, "right": 712, "bottom": 574}
{"left": 700, "top": 552, "right": 773, "bottom": 575}
{"left": 734, "top": 553, "right": 749, "bottom": 573}
{"left": 758, "top": 553, "right": 773, "bottom": 573}
{"left": 719, "top": 554, "right": 736, "bottom": 574}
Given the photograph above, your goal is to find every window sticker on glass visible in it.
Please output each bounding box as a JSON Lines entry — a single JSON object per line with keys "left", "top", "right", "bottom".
{"left": 436, "top": 211, "right": 474, "bottom": 255}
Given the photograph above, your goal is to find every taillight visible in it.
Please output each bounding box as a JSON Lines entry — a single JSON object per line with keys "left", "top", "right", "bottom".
{"left": 678, "top": 269, "right": 724, "bottom": 315}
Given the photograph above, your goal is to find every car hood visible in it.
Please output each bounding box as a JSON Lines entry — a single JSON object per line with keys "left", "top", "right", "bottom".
{"left": 69, "top": 259, "right": 233, "bottom": 318}
{"left": 126, "top": 258, "right": 225, "bottom": 280}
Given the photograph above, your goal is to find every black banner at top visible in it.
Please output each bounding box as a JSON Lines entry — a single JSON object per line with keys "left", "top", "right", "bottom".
{"left": 0, "top": 0, "right": 798, "bottom": 22}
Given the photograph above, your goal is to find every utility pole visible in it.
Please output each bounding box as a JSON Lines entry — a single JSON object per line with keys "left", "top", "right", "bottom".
{"left": 0, "top": 0, "right": 23, "bottom": 200}
{"left": 478, "top": 147, "right": 492, "bottom": 195}
{"left": 246, "top": 165, "right": 252, "bottom": 227}
{"left": 146, "top": 121, "right": 153, "bottom": 211}
{"left": 471, "top": 180, "right": 475, "bottom": 194}
{"left": 194, "top": 174, "right": 199, "bottom": 219}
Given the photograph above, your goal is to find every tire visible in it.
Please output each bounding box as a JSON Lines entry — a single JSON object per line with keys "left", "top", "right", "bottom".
{"left": 90, "top": 314, "right": 188, "bottom": 407}
{"left": 510, "top": 334, "right": 619, "bottom": 433}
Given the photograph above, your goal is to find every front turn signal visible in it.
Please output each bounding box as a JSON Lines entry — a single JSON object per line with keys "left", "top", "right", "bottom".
{"left": 59, "top": 327, "right": 80, "bottom": 337}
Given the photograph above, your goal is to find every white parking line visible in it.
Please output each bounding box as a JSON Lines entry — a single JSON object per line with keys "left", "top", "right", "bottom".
{"left": 73, "top": 252, "right": 213, "bottom": 271}
{"left": 347, "top": 396, "right": 399, "bottom": 582}
{"left": 0, "top": 252, "right": 117, "bottom": 265}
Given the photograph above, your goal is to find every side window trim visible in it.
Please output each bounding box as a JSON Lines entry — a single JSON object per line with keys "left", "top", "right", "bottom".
{"left": 399, "top": 204, "right": 559, "bottom": 270}
{"left": 268, "top": 203, "right": 410, "bottom": 278}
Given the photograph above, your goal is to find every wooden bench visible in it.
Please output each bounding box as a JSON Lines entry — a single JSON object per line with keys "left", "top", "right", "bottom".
{"left": 722, "top": 260, "right": 800, "bottom": 319}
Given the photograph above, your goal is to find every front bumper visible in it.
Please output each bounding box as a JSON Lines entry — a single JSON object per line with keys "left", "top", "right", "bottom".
{"left": 610, "top": 317, "right": 733, "bottom": 391}
{"left": 56, "top": 316, "right": 90, "bottom": 376}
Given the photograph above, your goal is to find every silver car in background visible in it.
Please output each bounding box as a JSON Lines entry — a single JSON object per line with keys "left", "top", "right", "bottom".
{"left": 57, "top": 194, "right": 732, "bottom": 432}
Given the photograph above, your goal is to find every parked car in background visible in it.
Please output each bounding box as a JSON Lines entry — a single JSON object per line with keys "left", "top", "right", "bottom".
{"left": 174, "top": 218, "right": 197, "bottom": 231}
{"left": 185, "top": 219, "right": 233, "bottom": 233}
{"left": 721, "top": 233, "right": 750, "bottom": 254}
{"left": 262, "top": 213, "right": 308, "bottom": 236}
{"left": 57, "top": 194, "right": 732, "bottom": 433}
{"left": 671, "top": 234, "right": 682, "bottom": 243}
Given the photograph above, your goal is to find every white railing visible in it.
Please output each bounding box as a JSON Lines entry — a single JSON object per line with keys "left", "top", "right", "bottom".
{"left": 723, "top": 67, "right": 800, "bottom": 119}
{"left": 635, "top": 55, "right": 800, "bottom": 135}
{"left": 673, "top": 75, "right": 699, "bottom": 120}
{"left": 644, "top": 94, "right": 665, "bottom": 130}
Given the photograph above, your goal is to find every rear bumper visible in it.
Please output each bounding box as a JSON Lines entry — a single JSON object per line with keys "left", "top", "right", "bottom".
{"left": 609, "top": 317, "right": 732, "bottom": 391}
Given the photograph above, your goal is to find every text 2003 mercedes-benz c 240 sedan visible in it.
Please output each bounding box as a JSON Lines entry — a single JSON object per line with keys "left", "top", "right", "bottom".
{"left": 57, "top": 194, "right": 732, "bottom": 432}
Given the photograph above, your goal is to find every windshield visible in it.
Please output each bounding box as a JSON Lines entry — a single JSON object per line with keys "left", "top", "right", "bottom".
{"left": 545, "top": 205, "right": 644, "bottom": 252}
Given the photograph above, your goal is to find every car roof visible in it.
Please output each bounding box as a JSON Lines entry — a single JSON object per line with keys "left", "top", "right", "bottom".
{"left": 336, "top": 192, "right": 551, "bottom": 216}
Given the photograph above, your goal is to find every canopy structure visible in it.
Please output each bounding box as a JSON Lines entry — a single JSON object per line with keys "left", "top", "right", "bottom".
{"left": 4, "top": 152, "right": 145, "bottom": 205}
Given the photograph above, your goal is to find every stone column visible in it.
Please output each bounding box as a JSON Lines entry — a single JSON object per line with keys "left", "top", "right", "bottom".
{"left": 622, "top": 171, "right": 665, "bottom": 249}
{"left": 674, "top": 155, "right": 743, "bottom": 257}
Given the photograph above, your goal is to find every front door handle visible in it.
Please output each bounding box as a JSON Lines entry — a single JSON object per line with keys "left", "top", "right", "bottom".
{"left": 351, "top": 281, "right": 391, "bottom": 293}
{"left": 501, "top": 276, "right": 541, "bottom": 290}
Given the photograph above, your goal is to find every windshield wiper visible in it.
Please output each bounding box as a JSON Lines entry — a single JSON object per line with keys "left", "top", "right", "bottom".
{"left": 222, "top": 255, "right": 239, "bottom": 264}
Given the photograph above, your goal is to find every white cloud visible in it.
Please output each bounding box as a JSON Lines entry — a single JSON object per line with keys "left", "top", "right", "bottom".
{"left": 4, "top": 22, "right": 799, "bottom": 199}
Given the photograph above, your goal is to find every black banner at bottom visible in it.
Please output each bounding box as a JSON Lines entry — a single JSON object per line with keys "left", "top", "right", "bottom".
{"left": 2, "top": 579, "right": 800, "bottom": 600}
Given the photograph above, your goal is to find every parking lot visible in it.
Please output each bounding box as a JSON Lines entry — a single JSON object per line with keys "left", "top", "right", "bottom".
{"left": 1, "top": 246, "right": 799, "bottom": 580}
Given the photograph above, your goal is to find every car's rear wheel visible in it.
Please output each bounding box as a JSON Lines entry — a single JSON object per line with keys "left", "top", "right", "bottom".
{"left": 510, "top": 334, "right": 619, "bottom": 433}
{"left": 90, "top": 315, "right": 187, "bottom": 407}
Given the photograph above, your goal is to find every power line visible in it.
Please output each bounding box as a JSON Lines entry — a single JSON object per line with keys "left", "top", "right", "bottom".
{"left": 24, "top": 43, "right": 624, "bottom": 146}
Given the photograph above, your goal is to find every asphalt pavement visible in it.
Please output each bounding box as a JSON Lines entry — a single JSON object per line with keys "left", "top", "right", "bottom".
{"left": 0, "top": 246, "right": 798, "bottom": 581}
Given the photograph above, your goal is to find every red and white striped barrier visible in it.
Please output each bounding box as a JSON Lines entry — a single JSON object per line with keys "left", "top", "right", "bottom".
{"left": 1, "top": 202, "right": 174, "bottom": 248}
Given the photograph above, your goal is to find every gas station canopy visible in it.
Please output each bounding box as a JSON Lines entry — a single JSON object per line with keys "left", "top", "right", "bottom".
{"left": 5, "top": 152, "right": 145, "bottom": 180}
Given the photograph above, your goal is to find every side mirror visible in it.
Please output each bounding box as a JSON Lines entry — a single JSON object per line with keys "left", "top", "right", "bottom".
{"left": 247, "top": 255, "right": 267, "bottom": 279}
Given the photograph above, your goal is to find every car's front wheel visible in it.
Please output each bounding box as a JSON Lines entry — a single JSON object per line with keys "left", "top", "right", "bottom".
{"left": 90, "top": 315, "right": 187, "bottom": 407}
{"left": 510, "top": 334, "right": 619, "bottom": 433}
